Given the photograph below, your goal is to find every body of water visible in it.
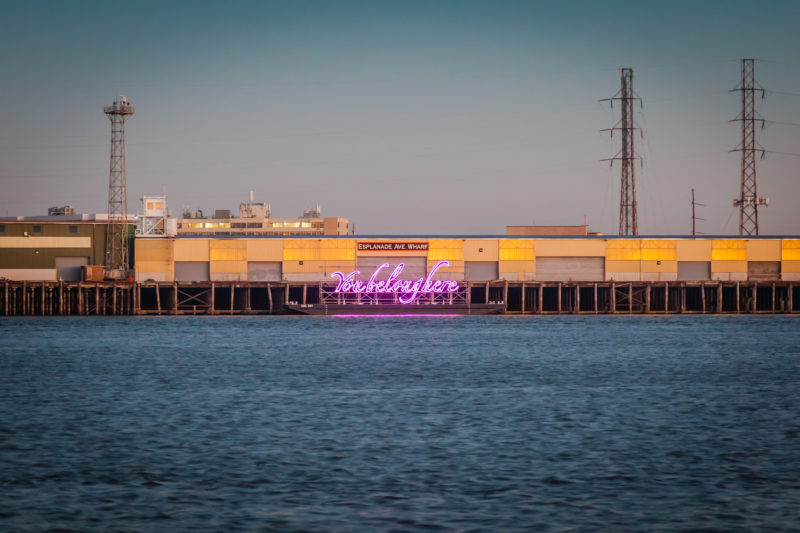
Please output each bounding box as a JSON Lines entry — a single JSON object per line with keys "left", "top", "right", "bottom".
{"left": 1, "top": 316, "right": 799, "bottom": 531}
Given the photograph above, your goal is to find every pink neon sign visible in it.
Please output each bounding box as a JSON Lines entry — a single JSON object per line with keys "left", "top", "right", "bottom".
{"left": 331, "top": 261, "right": 460, "bottom": 304}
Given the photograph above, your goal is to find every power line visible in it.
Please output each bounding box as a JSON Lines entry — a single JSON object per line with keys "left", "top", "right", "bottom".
{"left": 764, "top": 119, "right": 800, "bottom": 127}
{"left": 765, "top": 90, "right": 800, "bottom": 96}
{"left": 765, "top": 150, "right": 800, "bottom": 157}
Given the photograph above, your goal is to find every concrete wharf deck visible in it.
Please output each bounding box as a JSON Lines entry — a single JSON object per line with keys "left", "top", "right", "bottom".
{"left": 2, "top": 280, "right": 798, "bottom": 316}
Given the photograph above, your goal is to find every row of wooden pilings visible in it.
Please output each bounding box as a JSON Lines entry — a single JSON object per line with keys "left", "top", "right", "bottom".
{"left": 1, "top": 280, "right": 798, "bottom": 316}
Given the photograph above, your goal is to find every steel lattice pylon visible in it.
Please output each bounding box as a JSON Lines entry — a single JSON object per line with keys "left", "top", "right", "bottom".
{"left": 103, "top": 97, "right": 134, "bottom": 273}
{"left": 730, "top": 59, "right": 767, "bottom": 235}
{"left": 601, "top": 68, "right": 641, "bottom": 236}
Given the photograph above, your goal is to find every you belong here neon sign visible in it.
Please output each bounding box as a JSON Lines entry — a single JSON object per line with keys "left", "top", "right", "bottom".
{"left": 331, "top": 261, "right": 459, "bottom": 304}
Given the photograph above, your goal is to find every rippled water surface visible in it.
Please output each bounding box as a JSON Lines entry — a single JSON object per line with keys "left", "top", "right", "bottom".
{"left": 1, "top": 316, "right": 799, "bottom": 531}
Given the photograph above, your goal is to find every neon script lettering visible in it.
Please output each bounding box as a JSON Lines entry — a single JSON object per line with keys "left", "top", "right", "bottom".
{"left": 331, "top": 260, "right": 460, "bottom": 304}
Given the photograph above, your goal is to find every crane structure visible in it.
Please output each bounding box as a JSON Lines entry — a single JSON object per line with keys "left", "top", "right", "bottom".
{"left": 103, "top": 96, "right": 135, "bottom": 275}
{"left": 601, "top": 68, "right": 641, "bottom": 236}
{"left": 730, "top": 58, "right": 768, "bottom": 235}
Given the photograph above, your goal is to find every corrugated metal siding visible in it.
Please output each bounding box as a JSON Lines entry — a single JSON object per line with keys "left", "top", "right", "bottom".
{"left": 677, "top": 261, "right": 711, "bottom": 281}
{"left": 356, "top": 257, "right": 426, "bottom": 280}
{"left": 536, "top": 257, "right": 604, "bottom": 281}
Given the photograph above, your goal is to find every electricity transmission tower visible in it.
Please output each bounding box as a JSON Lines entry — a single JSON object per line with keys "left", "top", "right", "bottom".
{"left": 691, "top": 188, "right": 705, "bottom": 236}
{"left": 104, "top": 96, "right": 135, "bottom": 275}
{"left": 730, "top": 58, "right": 768, "bottom": 235}
{"left": 601, "top": 68, "right": 641, "bottom": 236}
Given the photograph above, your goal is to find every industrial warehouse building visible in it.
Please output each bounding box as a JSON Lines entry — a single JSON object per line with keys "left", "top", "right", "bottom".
{"left": 0, "top": 215, "right": 134, "bottom": 281}
{"left": 134, "top": 236, "right": 800, "bottom": 283}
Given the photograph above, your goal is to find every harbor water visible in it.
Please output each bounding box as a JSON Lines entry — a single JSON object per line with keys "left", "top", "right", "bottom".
{"left": 1, "top": 316, "right": 799, "bottom": 531}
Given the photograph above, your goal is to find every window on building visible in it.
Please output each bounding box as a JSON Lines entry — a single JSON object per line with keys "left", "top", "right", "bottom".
{"left": 32, "top": 225, "right": 42, "bottom": 234}
{"left": 0, "top": 225, "right": 4, "bottom": 234}
{"left": 69, "top": 225, "right": 78, "bottom": 234}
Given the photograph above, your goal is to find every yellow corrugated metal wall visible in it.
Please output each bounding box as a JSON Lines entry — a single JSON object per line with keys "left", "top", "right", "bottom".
{"left": 135, "top": 239, "right": 173, "bottom": 281}
{"left": 132, "top": 237, "right": 800, "bottom": 283}
{"left": 782, "top": 240, "right": 800, "bottom": 280}
{"left": 428, "top": 239, "right": 464, "bottom": 279}
{"left": 711, "top": 239, "right": 747, "bottom": 281}
{"left": 209, "top": 240, "right": 247, "bottom": 281}
{"left": 498, "top": 239, "right": 535, "bottom": 280}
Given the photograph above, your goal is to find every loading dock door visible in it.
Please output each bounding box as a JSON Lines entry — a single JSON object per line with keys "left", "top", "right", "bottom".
{"left": 677, "top": 261, "right": 711, "bottom": 281}
{"left": 748, "top": 261, "right": 780, "bottom": 281}
{"left": 465, "top": 261, "right": 498, "bottom": 281}
{"left": 175, "top": 261, "right": 210, "bottom": 282}
{"left": 248, "top": 261, "right": 282, "bottom": 282}
{"left": 56, "top": 256, "right": 89, "bottom": 281}
{"left": 536, "top": 257, "right": 604, "bottom": 281}
{"left": 356, "top": 256, "right": 427, "bottom": 280}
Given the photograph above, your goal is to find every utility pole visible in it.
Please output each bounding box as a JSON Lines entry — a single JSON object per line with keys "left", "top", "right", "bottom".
{"left": 601, "top": 68, "right": 641, "bottom": 236}
{"left": 730, "top": 59, "right": 768, "bottom": 235}
{"left": 691, "top": 188, "right": 705, "bottom": 236}
{"left": 104, "top": 96, "right": 135, "bottom": 276}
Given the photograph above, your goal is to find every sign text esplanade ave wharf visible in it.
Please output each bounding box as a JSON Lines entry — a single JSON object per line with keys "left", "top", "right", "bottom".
{"left": 357, "top": 242, "right": 429, "bottom": 251}
{"left": 331, "top": 261, "right": 459, "bottom": 304}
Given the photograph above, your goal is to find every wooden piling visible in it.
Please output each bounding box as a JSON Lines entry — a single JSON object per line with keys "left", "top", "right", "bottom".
{"left": 736, "top": 282, "right": 740, "bottom": 313}
{"left": 538, "top": 284, "right": 543, "bottom": 314}
{"left": 701, "top": 283, "right": 706, "bottom": 313}
{"left": 609, "top": 282, "right": 614, "bottom": 313}
{"left": 628, "top": 283, "right": 633, "bottom": 314}
{"left": 155, "top": 282, "right": 161, "bottom": 315}
{"left": 772, "top": 283, "right": 776, "bottom": 313}
{"left": 680, "top": 283, "right": 686, "bottom": 314}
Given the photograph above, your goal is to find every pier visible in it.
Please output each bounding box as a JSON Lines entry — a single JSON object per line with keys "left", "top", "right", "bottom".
{"left": 2, "top": 280, "right": 798, "bottom": 316}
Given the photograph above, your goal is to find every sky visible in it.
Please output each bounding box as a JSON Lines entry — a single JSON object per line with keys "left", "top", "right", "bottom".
{"left": 1, "top": 0, "right": 799, "bottom": 235}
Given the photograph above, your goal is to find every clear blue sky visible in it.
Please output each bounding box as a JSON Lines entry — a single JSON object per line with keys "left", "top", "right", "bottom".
{"left": 1, "top": 0, "right": 799, "bottom": 235}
